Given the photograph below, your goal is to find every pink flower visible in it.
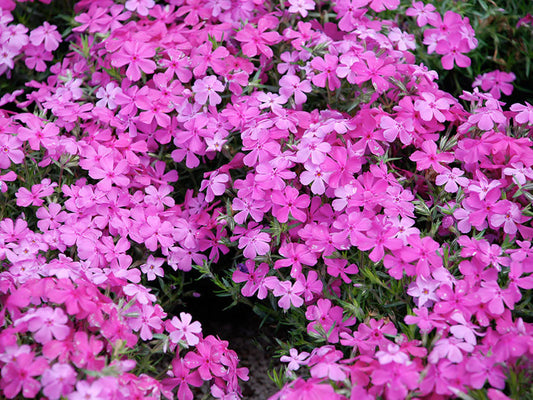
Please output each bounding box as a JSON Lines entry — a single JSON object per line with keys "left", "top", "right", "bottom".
{"left": 144, "top": 185, "right": 175, "bottom": 210}
{"left": 125, "top": 0, "right": 155, "bottom": 16}
{"left": 279, "top": 74, "right": 312, "bottom": 105}
{"left": 95, "top": 82, "right": 121, "bottom": 109}
{"left": 168, "top": 312, "right": 202, "bottom": 346}
{"left": 200, "top": 171, "right": 229, "bottom": 202}
{"left": 467, "top": 100, "right": 507, "bottom": 130}
{"left": 0, "top": 170, "right": 16, "bottom": 193}
{"left": 275, "top": 242, "right": 317, "bottom": 278}
{"left": 280, "top": 348, "right": 310, "bottom": 371}
{"left": 23, "top": 306, "right": 70, "bottom": 344}
{"left": 237, "top": 225, "right": 271, "bottom": 259}
{"left": 406, "top": 1, "right": 437, "bottom": 27}
{"left": 414, "top": 91, "right": 454, "bottom": 122}
{"left": 141, "top": 255, "right": 165, "bottom": 280}
{"left": 123, "top": 283, "right": 157, "bottom": 305}
{"left": 510, "top": 101, "right": 533, "bottom": 125}
{"left": 473, "top": 70, "right": 515, "bottom": 99}
{"left": 428, "top": 337, "right": 473, "bottom": 364}
{"left": 300, "top": 161, "right": 330, "bottom": 195}
{"left": 368, "top": 0, "right": 400, "bottom": 12}
{"left": 88, "top": 155, "right": 130, "bottom": 191}
{"left": 296, "top": 137, "right": 331, "bottom": 165}
{"left": 235, "top": 17, "right": 281, "bottom": 58}
{"left": 503, "top": 162, "right": 533, "bottom": 186}
{"left": 69, "top": 380, "right": 104, "bottom": 400}
{"left": 0, "top": 134, "right": 24, "bottom": 169}
{"left": 29, "top": 22, "right": 61, "bottom": 52}
{"left": 192, "top": 75, "right": 225, "bottom": 106}
{"left": 277, "top": 378, "right": 342, "bottom": 400}
{"left": 376, "top": 343, "right": 410, "bottom": 365}
{"left": 110, "top": 41, "right": 156, "bottom": 82}
{"left": 15, "top": 178, "right": 57, "bottom": 207}
{"left": 288, "top": 0, "right": 315, "bottom": 17}
{"left": 272, "top": 279, "right": 305, "bottom": 310}
{"left": 435, "top": 167, "right": 469, "bottom": 193}
{"left": 388, "top": 28, "right": 416, "bottom": 51}
{"left": 24, "top": 44, "right": 53, "bottom": 71}
{"left": 41, "top": 363, "right": 76, "bottom": 400}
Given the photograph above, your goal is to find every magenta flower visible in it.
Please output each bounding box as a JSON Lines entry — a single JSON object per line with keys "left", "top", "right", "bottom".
{"left": 235, "top": 17, "right": 281, "bottom": 58}
{"left": 436, "top": 33, "right": 472, "bottom": 70}
{"left": 490, "top": 200, "right": 527, "bottom": 235}
{"left": 410, "top": 140, "right": 454, "bottom": 173}
{"left": 354, "top": 51, "right": 396, "bottom": 93}
{"left": 232, "top": 260, "right": 270, "bottom": 299}
{"left": 162, "top": 358, "right": 203, "bottom": 400}
{"left": 311, "top": 54, "right": 341, "bottom": 90}
{"left": 357, "top": 217, "right": 403, "bottom": 262}
{"left": 478, "top": 280, "right": 516, "bottom": 315}
{"left": 466, "top": 355, "right": 506, "bottom": 390}
{"left": 277, "top": 378, "right": 343, "bottom": 400}
{"left": 184, "top": 338, "right": 227, "bottom": 380}
{"left": 271, "top": 186, "right": 310, "bottom": 223}
{"left": 110, "top": 41, "right": 156, "bottom": 81}
{"left": 275, "top": 242, "right": 317, "bottom": 278}
{"left": 0, "top": 351, "right": 48, "bottom": 398}
{"left": 17, "top": 118, "right": 59, "bottom": 151}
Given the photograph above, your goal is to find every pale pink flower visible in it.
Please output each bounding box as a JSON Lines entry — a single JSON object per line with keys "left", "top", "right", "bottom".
{"left": 169, "top": 312, "right": 202, "bottom": 346}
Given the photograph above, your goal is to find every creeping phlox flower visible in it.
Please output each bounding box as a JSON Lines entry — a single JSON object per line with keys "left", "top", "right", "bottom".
{"left": 0, "top": 1, "right": 532, "bottom": 400}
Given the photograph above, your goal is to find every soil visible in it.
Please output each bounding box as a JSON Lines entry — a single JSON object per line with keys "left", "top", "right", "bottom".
{"left": 185, "top": 284, "right": 282, "bottom": 399}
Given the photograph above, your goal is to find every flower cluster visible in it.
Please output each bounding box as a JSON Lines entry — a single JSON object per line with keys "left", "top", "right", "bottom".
{"left": 0, "top": 0, "right": 532, "bottom": 399}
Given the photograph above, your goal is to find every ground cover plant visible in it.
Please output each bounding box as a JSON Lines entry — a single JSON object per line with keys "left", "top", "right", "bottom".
{"left": 0, "top": 0, "right": 532, "bottom": 399}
